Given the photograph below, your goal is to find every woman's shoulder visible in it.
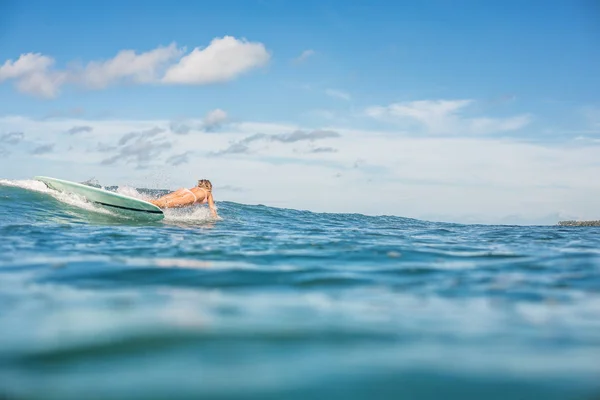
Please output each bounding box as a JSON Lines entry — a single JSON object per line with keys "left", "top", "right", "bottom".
{"left": 190, "top": 186, "right": 209, "bottom": 196}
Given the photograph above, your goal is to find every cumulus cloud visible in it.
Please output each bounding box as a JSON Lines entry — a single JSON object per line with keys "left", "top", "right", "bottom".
{"left": 1, "top": 131, "right": 24, "bottom": 145}
{"left": 0, "top": 37, "right": 270, "bottom": 98}
{"left": 162, "top": 36, "right": 270, "bottom": 84}
{"left": 201, "top": 108, "right": 228, "bottom": 132}
{"left": 325, "top": 89, "right": 351, "bottom": 101}
{"left": 293, "top": 49, "right": 315, "bottom": 64}
{"left": 365, "top": 99, "right": 532, "bottom": 135}
{"left": 67, "top": 125, "right": 93, "bottom": 135}
{"left": 79, "top": 43, "right": 182, "bottom": 89}
{"left": 0, "top": 53, "right": 67, "bottom": 98}
{"left": 0, "top": 53, "right": 53, "bottom": 80}
{"left": 31, "top": 143, "right": 54, "bottom": 154}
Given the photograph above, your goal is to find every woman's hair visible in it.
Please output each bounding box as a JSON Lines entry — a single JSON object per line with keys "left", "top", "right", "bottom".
{"left": 197, "top": 179, "right": 213, "bottom": 191}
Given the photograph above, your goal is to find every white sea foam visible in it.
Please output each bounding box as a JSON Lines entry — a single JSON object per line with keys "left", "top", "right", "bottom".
{"left": 115, "top": 185, "right": 153, "bottom": 201}
{"left": 0, "top": 178, "right": 52, "bottom": 193}
{"left": 162, "top": 204, "right": 221, "bottom": 224}
{"left": 0, "top": 178, "right": 114, "bottom": 216}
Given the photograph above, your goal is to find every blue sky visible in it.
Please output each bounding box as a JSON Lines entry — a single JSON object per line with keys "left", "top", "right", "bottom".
{"left": 0, "top": 0, "right": 599, "bottom": 223}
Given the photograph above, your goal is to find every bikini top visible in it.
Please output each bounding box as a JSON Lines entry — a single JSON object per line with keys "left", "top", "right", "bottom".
{"left": 183, "top": 187, "right": 209, "bottom": 204}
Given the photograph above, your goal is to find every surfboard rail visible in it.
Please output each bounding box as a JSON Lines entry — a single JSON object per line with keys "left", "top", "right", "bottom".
{"left": 34, "top": 176, "right": 164, "bottom": 219}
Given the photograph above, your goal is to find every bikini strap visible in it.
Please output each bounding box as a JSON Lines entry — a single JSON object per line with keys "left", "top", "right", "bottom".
{"left": 196, "top": 187, "right": 209, "bottom": 202}
{"left": 183, "top": 188, "right": 197, "bottom": 203}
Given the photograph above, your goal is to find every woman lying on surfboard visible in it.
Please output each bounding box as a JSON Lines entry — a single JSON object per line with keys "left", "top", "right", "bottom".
{"left": 149, "top": 179, "right": 218, "bottom": 217}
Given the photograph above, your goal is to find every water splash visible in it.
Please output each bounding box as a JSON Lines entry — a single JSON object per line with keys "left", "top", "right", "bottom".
{"left": 0, "top": 178, "right": 53, "bottom": 193}
{"left": 114, "top": 185, "right": 219, "bottom": 223}
{"left": 0, "top": 179, "right": 220, "bottom": 224}
{"left": 0, "top": 179, "right": 115, "bottom": 216}
{"left": 115, "top": 185, "right": 154, "bottom": 201}
{"left": 162, "top": 205, "right": 220, "bottom": 224}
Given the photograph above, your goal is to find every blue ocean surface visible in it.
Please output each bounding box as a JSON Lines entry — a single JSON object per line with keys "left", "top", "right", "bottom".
{"left": 0, "top": 179, "right": 599, "bottom": 400}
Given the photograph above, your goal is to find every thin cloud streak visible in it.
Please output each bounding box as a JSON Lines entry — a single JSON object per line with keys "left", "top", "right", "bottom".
{"left": 67, "top": 125, "right": 93, "bottom": 135}
{"left": 293, "top": 49, "right": 315, "bottom": 64}
{"left": 210, "top": 130, "right": 340, "bottom": 156}
{"left": 31, "top": 143, "right": 54, "bottom": 154}
{"left": 325, "top": 89, "right": 351, "bottom": 101}
{"left": 366, "top": 99, "right": 532, "bottom": 135}
{"left": 1, "top": 131, "right": 24, "bottom": 144}
{"left": 166, "top": 151, "right": 193, "bottom": 166}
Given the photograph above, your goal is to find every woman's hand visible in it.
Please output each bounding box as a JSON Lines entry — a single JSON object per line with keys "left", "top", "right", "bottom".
{"left": 207, "top": 192, "right": 218, "bottom": 218}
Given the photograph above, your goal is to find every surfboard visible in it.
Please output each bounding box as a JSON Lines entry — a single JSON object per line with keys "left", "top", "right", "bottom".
{"left": 34, "top": 176, "right": 164, "bottom": 220}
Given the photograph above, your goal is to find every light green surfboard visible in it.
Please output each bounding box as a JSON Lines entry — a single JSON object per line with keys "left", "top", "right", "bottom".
{"left": 34, "top": 176, "right": 164, "bottom": 220}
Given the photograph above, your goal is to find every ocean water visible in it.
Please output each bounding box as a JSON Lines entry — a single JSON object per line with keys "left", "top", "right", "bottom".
{"left": 0, "top": 179, "right": 599, "bottom": 400}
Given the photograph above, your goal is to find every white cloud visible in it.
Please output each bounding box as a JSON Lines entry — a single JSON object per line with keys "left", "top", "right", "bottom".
{"left": 79, "top": 43, "right": 183, "bottom": 89}
{"left": 366, "top": 99, "right": 532, "bottom": 135}
{"left": 162, "top": 36, "right": 270, "bottom": 84}
{"left": 168, "top": 109, "right": 229, "bottom": 134}
{"left": 325, "top": 89, "right": 351, "bottom": 101}
{"left": 468, "top": 115, "right": 532, "bottom": 134}
{"left": 1, "top": 131, "right": 24, "bottom": 144}
{"left": 1, "top": 114, "right": 599, "bottom": 224}
{"left": 0, "top": 53, "right": 67, "bottom": 98}
{"left": 0, "top": 36, "right": 270, "bottom": 98}
{"left": 202, "top": 108, "right": 228, "bottom": 131}
{"left": 0, "top": 53, "right": 54, "bottom": 80}
{"left": 293, "top": 49, "right": 315, "bottom": 64}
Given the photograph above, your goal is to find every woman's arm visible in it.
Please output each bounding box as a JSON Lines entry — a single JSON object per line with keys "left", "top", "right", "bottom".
{"left": 207, "top": 192, "right": 218, "bottom": 217}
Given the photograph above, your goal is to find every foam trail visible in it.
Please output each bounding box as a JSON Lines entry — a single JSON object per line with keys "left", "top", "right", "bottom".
{"left": 162, "top": 205, "right": 220, "bottom": 224}
{"left": 0, "top": 178, "right": 52, "bottom": 193}
{"left": 0, "top": 179, "right": 114, "bottom": 216}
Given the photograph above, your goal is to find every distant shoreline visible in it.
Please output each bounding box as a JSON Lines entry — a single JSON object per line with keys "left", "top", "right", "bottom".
{"left": 558, "top": 220, "right": 600, "bottom": 227}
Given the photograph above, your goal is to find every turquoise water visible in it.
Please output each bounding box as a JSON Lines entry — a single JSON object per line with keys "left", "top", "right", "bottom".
{"left": 1, "top": 179, "right": 599, "bottom": 400}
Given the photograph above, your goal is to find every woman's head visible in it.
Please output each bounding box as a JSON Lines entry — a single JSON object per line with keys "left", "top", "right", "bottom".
{"left": 197, "top": 179, "right": 213, "bottom": 191}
